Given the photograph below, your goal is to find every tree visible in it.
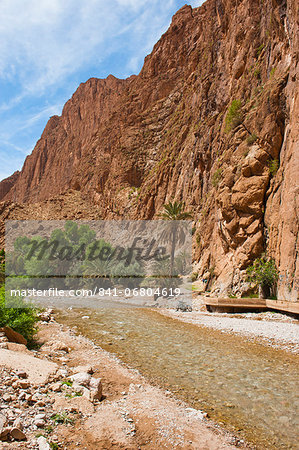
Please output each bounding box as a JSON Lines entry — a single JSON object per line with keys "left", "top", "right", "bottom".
{"left": 246, "top": 256, "right": 278, "bottom": 299}
{"left": 159, "top": 201, "right": 192, "bottom": 277}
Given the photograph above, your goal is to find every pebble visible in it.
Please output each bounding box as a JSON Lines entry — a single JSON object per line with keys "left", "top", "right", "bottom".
{"left": 11, "top": 427, "right": 27, "bottom": 440}
{"left": 51, "top": 382, "right": 62, "bottom": 392}
{"left": 16, "top": 370, "right": 28, "bottom": 379}
{"left": 34, "top": 419, "right": 46, "bottom": 428}
{"left": 37, "top": 435, "right": 51, "bottom": 450}
{"left": 12, "top": 418, "right": 23, "bottom": 429}
{"left": 35, "top": 414, "right": 46, "bottom": 420}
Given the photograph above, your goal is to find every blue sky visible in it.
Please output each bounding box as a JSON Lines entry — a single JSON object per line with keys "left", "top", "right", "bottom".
{"left": 0, "top": 0, "right": 201, "bottom": 181}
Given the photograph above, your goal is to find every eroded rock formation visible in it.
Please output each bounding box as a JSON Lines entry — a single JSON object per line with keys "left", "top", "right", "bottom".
{"left": 0, "top": 0, "right": 298, "bottom": 299}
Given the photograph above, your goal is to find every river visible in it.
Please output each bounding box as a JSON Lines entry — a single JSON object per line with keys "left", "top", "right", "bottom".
{"left": 56, "top": 307, "right": 299, "bottom": 449}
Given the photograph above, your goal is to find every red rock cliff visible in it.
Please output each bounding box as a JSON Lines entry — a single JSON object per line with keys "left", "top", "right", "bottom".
{"left": 0, "top": 0, "right": 298, "bottom": 300}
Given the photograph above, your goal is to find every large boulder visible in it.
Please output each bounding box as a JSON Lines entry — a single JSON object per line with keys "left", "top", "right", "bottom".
{"left": 0, "top": 326, "right": 27, "bottom": 345}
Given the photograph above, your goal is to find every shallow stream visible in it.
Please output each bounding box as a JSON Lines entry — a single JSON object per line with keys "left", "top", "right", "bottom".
{"left": 57, "top": 308, "right": 299, "bottom": 449}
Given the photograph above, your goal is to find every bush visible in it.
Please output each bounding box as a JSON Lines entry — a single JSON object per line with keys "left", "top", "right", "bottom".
{"left": 270, "top": 67, "right": 276, "bottom": 78}
{"left": 225, "top": 100, "right": 242, "bottom": 132}
{"left": 211, "top": 168, "right": 222, "bottom": 187}
{"left": 269, "top": 158, "right": 279, "bottom": 175}
{"left": 246, "top": 133, "right": 258, "bottom": 146}
{"left": 246, "top": 256, "right": 278, "bottom": 298}
{"left": 256, "top": 44, "right": 264, "bottom": 57}
{"left": 253, "top": 67, "right": 261, "bottom": 79}
{"left": 191, "top": 272, "right": 198, "bottom": 282}
{"left": 0, "top": 286, "right": 38, "bottom": 343}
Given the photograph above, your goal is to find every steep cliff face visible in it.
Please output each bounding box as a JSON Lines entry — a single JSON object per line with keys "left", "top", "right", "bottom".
{"left": 0, "top": 0, "right": 298, "bottom": 300}
{"left": 0, "top": 171, "right": 19, "bottom": 200}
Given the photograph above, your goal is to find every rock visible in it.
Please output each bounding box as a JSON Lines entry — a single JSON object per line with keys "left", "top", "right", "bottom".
{"left": 59, "top": 356, "right": 69, "bottom": 363}
{"left": 51, "top": 382, "right": 62, "bottom": 392}
{"left": 89, "top": 377, "right": 102, "bottom": 401}
{"left": 12, "top": 418, "right": 23, "bottom": 430}
{"left": 38, "top": 312, "right": 52, "bottom": 322}
{"left": 0, "top": 327, "right": 27, "bottom": 345}
{"left": 35, "top": 401, "right": 46, "bottom": 407}
{"left": 10, "top": 427, "right": 27, "bottom": 441}
{"left": 41, "top": 340, "right": 69, "bottom": 353}
{"left": 0, "top": 413, "right": 7, "bottom": 433}
{"left": 56, "top": 368, "right": 69, "bottom": 378}
{"left": 71, "top": 365, "right": 94, "bottom": 375}
{"left": 0, "top": 427, "right": 11, "bottom": 441}
{"left": 0, "top": 171, "right": 19, "bottom": 200}
{"left": 18, "top": 392, "right": 26, "bottom": 401}
{"left": 37, "top": 435, "right": 51, "bottom": 450}
{"left": 70, "top": 372, "right": 91, "bottom": 387}
{"left": 2, "top": 394, "right": 11, "bottom": 402}
{"left": 16, "top": 370, "right": 28, "bottom": 379}
{"left": 17, "top": 380, "right": 30, "bottom": 389}
{"left": 35, "top": 414, "right": 46, "bottom": 420}
{"left": 82, "top": 387, "right": 92, "bottom": 400}
{"left": 52, "top": 342, "right": 69, "bottom": 353}
{"left": 34, "top": 419, "right": 46, "bottom": 428}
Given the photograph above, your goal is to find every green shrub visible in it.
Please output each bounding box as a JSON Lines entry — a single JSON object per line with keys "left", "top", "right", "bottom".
{"left": 191, "top": 272, "right": 198, "bottom": 282}
{"left": 253, "top": 67, "right": 261, "bottom": 78}
{"left": 0, "top": 286, "right": 38, "bottom": 343}
{"left": 50, "top": 412, "right": 74, "bottom": 425}
{"left": 246, "top": 133, "right": 258, "bottom": 145}
{"left": 246, "top": 256, "right": 278, "bottom": 298}
{"left": 270, "top": 67, "right": 276, "bottom": 78}
{"left": 269, "top": 158, "right": 279, "bottom": 175}
{"left": 62, "top": 380, "right": 73, "bottom": 387}
{"left": 225, "top": 100, "right": 242, "bottom": 132}
{"left": 50, "top": 443, "right": 59, "bottom": 450}
{"left": 211, "top": 168, "right": 222, "bottom": 187}
{"left": 256, "top": 44, "right": 264, "bottom": 57}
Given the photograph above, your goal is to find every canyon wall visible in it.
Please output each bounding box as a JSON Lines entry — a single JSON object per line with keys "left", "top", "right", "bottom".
{"left": 0, "top": 0, "right": 298, "bottom": 299}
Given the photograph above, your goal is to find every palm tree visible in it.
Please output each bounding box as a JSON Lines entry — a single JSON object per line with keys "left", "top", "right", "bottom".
{"left": 159, "top": 201, "right": 192, "bottom": 277}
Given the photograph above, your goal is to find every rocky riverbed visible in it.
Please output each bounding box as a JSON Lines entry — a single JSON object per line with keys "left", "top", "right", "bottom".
{"left": 0, "top": 311, "right": 244, "bottom": 449}
{"left": 159, "top": 307, "right": 299, "bottom": 354}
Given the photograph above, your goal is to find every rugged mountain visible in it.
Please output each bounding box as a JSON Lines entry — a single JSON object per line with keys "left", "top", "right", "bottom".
{"left": 0, "top": 0, "right": 298, "bottom": 300}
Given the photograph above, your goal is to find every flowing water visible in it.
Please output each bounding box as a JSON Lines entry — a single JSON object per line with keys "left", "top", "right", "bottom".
{"left": 57, "top": 308, "right": 299, "bottom": 449}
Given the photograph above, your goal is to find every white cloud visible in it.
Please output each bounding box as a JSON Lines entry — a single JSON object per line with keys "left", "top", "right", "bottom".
{"left": 0, "top": 0, "right": 179, "bottom": 96}
{"left": 0, "top": 1, "right": 202, "bottom": 104}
